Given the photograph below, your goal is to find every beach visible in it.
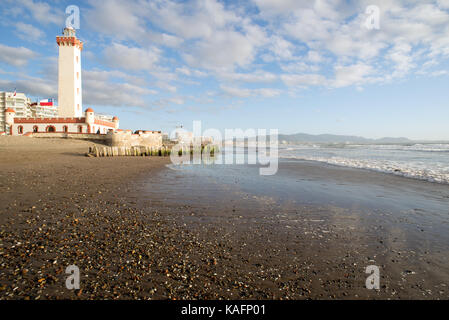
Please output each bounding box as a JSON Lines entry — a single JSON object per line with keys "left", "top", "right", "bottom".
{"left": 1, "top": 137, "right": 448, "bottom": 299}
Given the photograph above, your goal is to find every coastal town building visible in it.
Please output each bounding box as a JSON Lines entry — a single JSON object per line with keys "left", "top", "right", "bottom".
{"left": 4, "top": 107, "right": 118, "bottom": 135}
{"left": 1, "top": 93, "right": 60, "bottom": 132}
{"left": 0, "top": 92, "right": 32, "bottom": 131}
{"left": 28, "top": 102, "right": 58, "bottom": 118}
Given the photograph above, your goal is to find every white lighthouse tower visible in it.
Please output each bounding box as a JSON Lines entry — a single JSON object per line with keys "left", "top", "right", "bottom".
{"left": 56, "top": 27, "right": 83, "bottom": 118}
{"left": 4, "top": 28, "right": 120, "bottom": 136}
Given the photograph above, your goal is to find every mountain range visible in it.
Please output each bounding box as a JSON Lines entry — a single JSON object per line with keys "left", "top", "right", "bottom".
{"left": 275, "top": 133, "right": 449, "bottom": 144}
{"left": 278, "top": 133, "right": 413, "bottom": 144}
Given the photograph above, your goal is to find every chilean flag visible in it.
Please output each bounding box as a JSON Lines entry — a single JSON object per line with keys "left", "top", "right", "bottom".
{"left": 39, "top": 98, "right": 53, "bottom": 106}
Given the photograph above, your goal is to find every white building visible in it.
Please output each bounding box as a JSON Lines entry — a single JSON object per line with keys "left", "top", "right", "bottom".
{"left": 1, "top": 93, "right": 60, "bottom": 133}
{"left": 29, "top": 102, "right": 58, "bottom": 118}
{"left": 57, "top": 26, "right": 83, "bottom": 118}
{"left": 0, "top": 92, "right": 31, "bottom": 131}
{"left": 5, "top": 107, "right": 118, "bottom": 135}
{"left": 5, "top": 27, "right": 119, "bottom": 136}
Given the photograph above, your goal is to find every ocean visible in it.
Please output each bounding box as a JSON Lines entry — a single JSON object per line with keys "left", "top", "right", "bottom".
{"left": 278, "top": 143, "right": 449, "bottom": 185}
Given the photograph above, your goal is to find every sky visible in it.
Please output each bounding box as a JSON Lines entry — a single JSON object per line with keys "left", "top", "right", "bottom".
{"left": 0, "top": 0, "right": 448, "bottom": 140}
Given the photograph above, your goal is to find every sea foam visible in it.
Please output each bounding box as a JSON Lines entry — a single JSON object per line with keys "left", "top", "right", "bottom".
{"left": 279, "top": 144, "right": 449, "bottom": 185}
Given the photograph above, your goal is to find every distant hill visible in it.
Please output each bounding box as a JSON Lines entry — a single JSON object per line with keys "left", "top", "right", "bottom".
{"left": 225, "top": 132, "right": 447, "bottom": 144}
{"left": 278, "top": 133, "right": 413, "bottom": 144}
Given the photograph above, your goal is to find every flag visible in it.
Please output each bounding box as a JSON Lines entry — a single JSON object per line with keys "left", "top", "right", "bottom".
{"left": 39, "top": 98, "right": 53, "bottom": 106}
{"left": 13, "top": 88, "right": 16, "bottom": 96}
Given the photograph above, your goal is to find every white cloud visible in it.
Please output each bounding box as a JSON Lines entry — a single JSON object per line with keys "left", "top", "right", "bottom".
{"left": 85, "top": 0, "right": 183, "bottom": 47}
{"left": 281, "top": 74, "right": 328, "bottom": 87}
{"left": 152, "top": 97, "right": 185, "bottom": 107}
{"left": 83, "top": 70, "right": 156, "bottom": 108}
{"left": 333, "top": 63, "right": 374, "bottom": 88}
{"left": 0, "top": 44, "right": 36, "bottom": 67}
{"left": 155, "top": 81, "right": 177, "bottom": 93}
{"left": 267, "top": 36, "right": 297, "bottom": 61}
{"left": 256, "top": 88, "right": 282, "bottom": 97}
{"left": 14, "top": 22, "right": 45, "bottom": 43}
{"left": 221, "top": 85, "right": 251, "bottom": 98}
{"left": 183, "top": 27, "right": 265, "bottom": 71}
{"left": 175, "top": 67, "right": 207, "bottom": 77}
{"left": 103, "top": 43, "right": 160, "bottom": 71}
{"left": 253, "top": 0, "right": 309, "bottom": 16}
{"left": 438, "top": 0, "right": 449, "bottom": 9}
{"left": 219, "top": 70, "right": 277, "bottom": 83}
{"left": 145, "top": 0, "right": 240, "bottom": 40}
{"left": 254, "top": 0, "right": 449, "bottom": 88}
{"left": 141, "top": 0, "right": 268, "bottom": 71}
{"left": 307, "top": 51, "right": 324, "bottom": 63}
{"left": 17, "top": 0, "right": 63, "bottom": 25}
{"left": 0, "top": 76, "right": 56, "bottom": 97}
{"left": 387, "top": 42, "right": 415, "bottom": 78}
{"left": 407, "top": 3, "right": 449, "bottom": 26}
{"left": 280, "top": 62, "right": 321, "bottom": 73}
{"left": 221, "top": 85, "right": 281, "bottom": 98}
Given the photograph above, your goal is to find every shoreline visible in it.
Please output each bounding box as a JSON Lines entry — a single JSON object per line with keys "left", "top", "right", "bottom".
{"left": 1, "top": 137, "right": 448, "bottom": 299}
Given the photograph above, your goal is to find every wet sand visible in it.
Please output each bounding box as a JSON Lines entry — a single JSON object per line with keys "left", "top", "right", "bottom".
{"left": 0, "top": 137, "right": 448, "bottom": 299}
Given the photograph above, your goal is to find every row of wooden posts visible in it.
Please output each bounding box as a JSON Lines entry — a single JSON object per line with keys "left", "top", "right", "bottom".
{"left": 87, "top": 145, "right": 217, "bottom": 157}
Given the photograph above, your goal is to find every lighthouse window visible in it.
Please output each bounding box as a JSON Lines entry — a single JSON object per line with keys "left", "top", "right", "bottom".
{"left": 76, "top": 56, "right": 79, "bottom": 63}
{"left": 77, "top": 88, "right": 80, "bottom": 95}
{"left": 77, "top": 72, "right": 79, "bottom": 79}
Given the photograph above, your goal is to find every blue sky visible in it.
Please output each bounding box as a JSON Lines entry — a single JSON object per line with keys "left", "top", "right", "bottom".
{"left": 0, "top": 0, "right": 448, "bottom": 140}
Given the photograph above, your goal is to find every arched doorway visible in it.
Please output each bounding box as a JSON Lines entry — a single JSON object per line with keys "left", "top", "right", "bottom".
{"left": 46, "top": 125, "right": 56, "bottom": 133}
{"left": 33, "top": 126, "right": 38, "bottom": 133}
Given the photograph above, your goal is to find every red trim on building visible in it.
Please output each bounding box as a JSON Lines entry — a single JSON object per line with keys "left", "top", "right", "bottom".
{"left": 14, "top": 118, "right": 86, "bottom": 124}
{"left": 94, "top": 119, "right": 115, "bottom": 128}
{"left": 56, "top": 36, "right": 83, "bottom": 50}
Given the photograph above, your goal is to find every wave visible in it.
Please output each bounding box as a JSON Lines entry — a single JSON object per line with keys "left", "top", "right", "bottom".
{"left": 280, "top": 154, "right": 449, "bottom": 185}
{"left": 282, "top": 143, "right": 449, "bottom": 153}
{"left": 356, "top": 144, "right": 449, "bottom": 153}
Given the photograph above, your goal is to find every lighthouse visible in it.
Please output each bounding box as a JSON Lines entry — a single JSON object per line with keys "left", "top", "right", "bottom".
{"left": 56, "top": 27, "right": 83, "bottom": 118}
{"left": 4, "top": 27, "right": 120, "bottom": 136}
